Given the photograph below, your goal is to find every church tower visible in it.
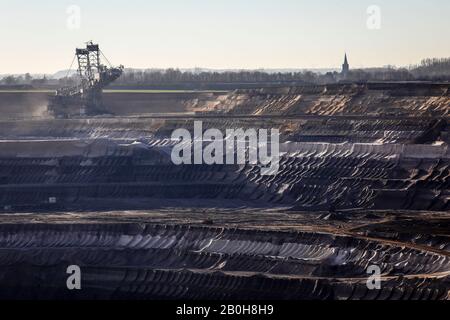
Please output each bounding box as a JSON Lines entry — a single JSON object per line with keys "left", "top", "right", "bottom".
{"left": 342, "top": 53, "right": 349, "bottom": 79}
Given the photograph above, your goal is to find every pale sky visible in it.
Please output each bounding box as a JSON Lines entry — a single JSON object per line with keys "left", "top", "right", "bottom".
{"left": 0, "top": 0, "right": 449, "bottom": 73}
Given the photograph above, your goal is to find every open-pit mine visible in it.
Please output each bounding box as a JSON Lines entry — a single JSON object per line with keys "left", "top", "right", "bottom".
{"left": 0, "top": 79, "right": 449, "bottom": 300}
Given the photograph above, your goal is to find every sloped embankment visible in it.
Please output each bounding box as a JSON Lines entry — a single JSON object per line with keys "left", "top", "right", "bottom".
{"left": 0, "top": 223, "right": 448, "bottom": 300}
{"left": 0, "top": 139, "right": 448, "bottom": 212}
{"left": 0, "top": 82, "right": 448, "bottom": 300}
{"left": 205, "top": 83, "right": 450, "bottom": 117}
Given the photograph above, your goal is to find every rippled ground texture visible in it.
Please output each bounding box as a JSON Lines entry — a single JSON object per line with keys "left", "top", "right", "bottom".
{"left": 0, "top": 83, "right": 448, "bottom": 299}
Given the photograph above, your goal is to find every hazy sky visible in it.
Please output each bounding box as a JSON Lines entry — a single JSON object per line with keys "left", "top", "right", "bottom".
{"left": 1, "top": 0, "right": 449, "bottom": 73}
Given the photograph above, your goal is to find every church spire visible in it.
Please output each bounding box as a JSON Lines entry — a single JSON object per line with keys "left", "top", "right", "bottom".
{"left": 342, "top": 53, "right": 350, "bottom": 79}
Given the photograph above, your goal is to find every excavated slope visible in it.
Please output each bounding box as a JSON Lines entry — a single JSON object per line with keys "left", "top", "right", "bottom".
{"left": 0, "top": 83, "right": 448, "bottom": 300}
{"left": 204, "top": 84, "right": 450, "bottom": 117}
{"left": 0, "top": 223, "right": 448, "bottom": 300}
{"left": 0, "top": 139, "right": 448, "bottom": 212}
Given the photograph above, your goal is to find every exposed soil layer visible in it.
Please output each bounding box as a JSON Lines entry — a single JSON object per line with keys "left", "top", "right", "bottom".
{"left": 0, "top": 139, "right": 447, "bottom": 212}
{"left": 0, "top": 83, "right": 448, "bottom": 300}
{"left": 0, "top": 91, "right": 226, "bottom": 119}
{"left": 216, "top": 84, "right": 450, "bottom": 117}
{"left": 2, "top": 82, "right": 449, "bottom": 119}
{"left": 0, "top": 210, "right": 448, "bottom": 300}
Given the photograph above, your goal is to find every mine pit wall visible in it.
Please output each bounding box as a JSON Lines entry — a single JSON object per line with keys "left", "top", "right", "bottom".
{"left": 0, "top": 84, "right": 449, "bottom": 300}
{"left": 0, "top": 92, "right": 51, "bottom": 119}
{"left": 217, "top": 84, "right": 450, "bottom": 117}
{"left": 0, "top": 223, "right": 448, "bottom": 300}
{"left": 103, "top": 92, "right": 227, "bottom": 115}
{"left": 155, "top": 118, "right": 448, "bottom": 144}
{"left": 0, "top": 92, "right": 226, "bottom": 119}
{"left": 0, "top": 139, "right": 448, "bottom": 212}
{"left": 0, "top": 116, "right": 444, "bottom": 145}
{"left": 0, "top": 83, "right": 447, "bottom": 212}
{"left": 0, "top": 83, "right": 448, "bottom": 119}
{"left": 0, "top": 118, "right": 166, "bottom": 140}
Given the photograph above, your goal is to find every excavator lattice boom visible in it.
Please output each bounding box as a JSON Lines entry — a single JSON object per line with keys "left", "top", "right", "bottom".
{"left": 48, "top": 42, "right": 123, "bottom": 118}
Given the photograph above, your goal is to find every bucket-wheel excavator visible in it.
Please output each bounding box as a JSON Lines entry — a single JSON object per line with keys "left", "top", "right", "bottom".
{"left": 48, "top": 42, "right": 123, "bottom": 118}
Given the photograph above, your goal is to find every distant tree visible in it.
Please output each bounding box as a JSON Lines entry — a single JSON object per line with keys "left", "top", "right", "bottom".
{"left": 31, "top": 76, "right": 48, "bottom": 86}
{"left": 410, "top": 57, "right": 450, "bottom": 80}
{"left": 24, "top": 73, "right": 33, "bottom": 83}
{"left": 3, "top": 76, "right": 18, "bottom": 85}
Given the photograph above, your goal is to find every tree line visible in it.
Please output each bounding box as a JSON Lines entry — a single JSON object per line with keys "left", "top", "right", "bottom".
{"left": 115, "top": 69, "right": 317, "bottom": 85}
{"left": 2, "top": 58, "right": 449, "bottom": 86}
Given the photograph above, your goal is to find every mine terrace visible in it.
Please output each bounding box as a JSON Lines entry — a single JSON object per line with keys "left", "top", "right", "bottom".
{"left": 0, "top": 44, "right": 448, "bottom": 300}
